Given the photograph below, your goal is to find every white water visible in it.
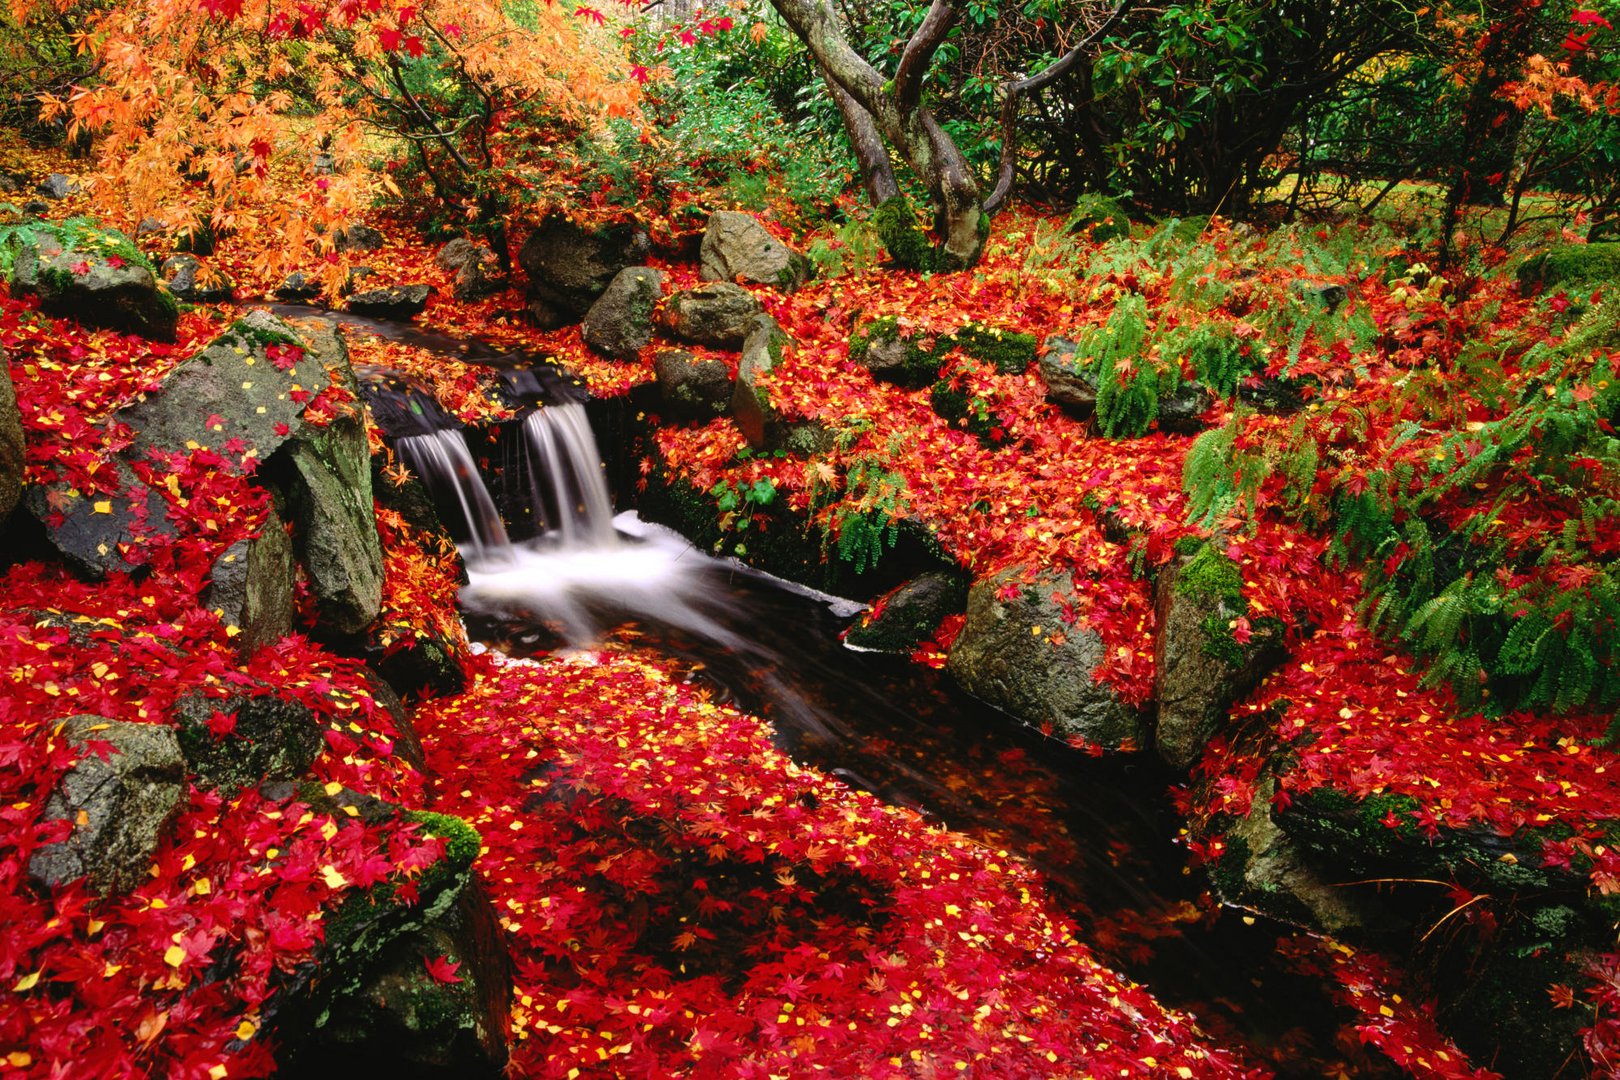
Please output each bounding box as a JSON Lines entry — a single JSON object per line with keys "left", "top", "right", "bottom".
{"left": 394, "top": 427, "right": 512, "bottom": 560}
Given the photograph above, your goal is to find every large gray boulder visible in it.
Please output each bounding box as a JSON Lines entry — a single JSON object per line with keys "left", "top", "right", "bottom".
{"left": 204, "top": 521, "right": 295, "bottom": 656}
{"left": 654, "top": 349, "right": 732, "bottom": 422}
{"left": 947, "top": 566, "right": 1144, "bottom": 749}
{"left": 0, "top": 349, "right": 23, "bottom": 520}
{"left": 700, "top": 210, "right": 810, "bottom": 291}
{"left": 518, "top": 215, "right": 649, "bottom": 327}
{"left": 1156, "top": 381, "right": 1215, "bottom": 434}
{"left": 9, "top": 223, "right": 178, "bottom": 341}
{"left": 731, "top": 315, "right": 830, "bottom": 454}
{"left": 116, "top": 309, "right": 335, "bottom": 462}
{"left": 174, "top": 691, "right": 323, "bottom": 794}
{"left": 24, "top": 457, "right": 175, "bottom": 576}
{"left": 34, "top": 173, "right": 79, "bottom": 199}
{"left": 661, "top": 282, "right": 763, "bottom": 348}
{"left": 28, "top": 715, "right": 186, "bottom": 895}
{"left": 583, "top": 266, "right": 663, "bottom": 360}
{"left": 1152, "top": 542, "right": 1284, "bottom": 771}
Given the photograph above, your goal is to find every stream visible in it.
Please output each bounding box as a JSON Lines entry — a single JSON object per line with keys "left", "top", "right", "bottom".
{"left": 333, "top": 309, "right": 1402, "bottom": 1077}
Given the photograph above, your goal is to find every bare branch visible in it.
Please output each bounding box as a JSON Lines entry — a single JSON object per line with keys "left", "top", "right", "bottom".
{"left": 894, "top": 0, "right": 955, "bottom": 117}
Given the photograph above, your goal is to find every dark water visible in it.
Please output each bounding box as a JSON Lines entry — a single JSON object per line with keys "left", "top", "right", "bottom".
{"left": 464, "top": 530, "right": 1393, "bottom": 1078}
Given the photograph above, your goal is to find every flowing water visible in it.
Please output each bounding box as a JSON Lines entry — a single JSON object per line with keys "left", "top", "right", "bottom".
{"left": 358, "top": 361, "right": 1402, "bottom": 1076}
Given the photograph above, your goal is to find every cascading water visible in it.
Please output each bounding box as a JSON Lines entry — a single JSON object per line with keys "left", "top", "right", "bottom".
{"left": 395, "top": 428, "right": 513, "bottom": 562}
{"left": 521, "top": 404, "right": 616, "bottom": 548}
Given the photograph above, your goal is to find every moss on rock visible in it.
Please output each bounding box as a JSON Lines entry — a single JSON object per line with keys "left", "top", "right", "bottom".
{"left": 871, "top": 196, "right": 936, "bottom": 272}
{"left": 1517, "top": 242, "right": 1620, "bottom": 290}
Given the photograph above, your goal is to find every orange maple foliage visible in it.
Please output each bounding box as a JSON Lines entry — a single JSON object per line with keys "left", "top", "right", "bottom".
{"left": 21, "top": 0, "right": 638, "bottom": 284}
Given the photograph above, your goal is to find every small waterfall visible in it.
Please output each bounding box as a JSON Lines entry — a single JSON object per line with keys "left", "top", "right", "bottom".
{"left": 522, "top": 404, "right": 615, "bottom": 548}
{"left": 395, "top": 428, "right": 512, "bottom": 560}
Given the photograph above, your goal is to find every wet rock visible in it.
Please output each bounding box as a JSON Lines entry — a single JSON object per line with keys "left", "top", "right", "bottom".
{"left": 24, "top": 457, "right": 175, "bottom": 576}
{"left": 312, "top": 152, "right": 337, "bottom": 175}
{"left": 1156, "top": 381, "right": 1215, "bottom": 434}
{"left": 583, "top": 266, "right": 664, "bottom": 360}
{"left": 204, "top": 521, "right": 295, "bottom": 656}
{"left": 28, "top": 715, "right": 186, "bottom": 895}
{"left": 22, "top": 199, "right": 48, "bottom": 215}
{"left": 0, "top": 349, "right": 23, "bottom": 520}
{"left": 661, "top": 282, "right": 763, "bottom": 348}
{"left": 947, "top": 566, "right": 1145, "bottom": 749}
{"left": 1237, "top": 376, "right": 1309, "bottom": 415}
{"left": 274, "top": 361, "right": 383, "bottom": 636}
{"left": 1217, "top": 777, "right": 1377, "bottom": 934}
{"left": 0, "top": 172, "right": 18, "bottom": 194}
{"left": 1036, "top": 337, "right": 1097, "bottom": 418}
{"left": 34, "top": 173, "right": 80, "bottom": 199}
{"left": 335, "top": 224, "right": 385, "bottom": 252}
{"left": 277, "top": 271, "right": 323, "bottom": 301}
{"left": 654, "top": 349, "right": 732, "bottom": 422}
{"left": 699, "top": 210, "right": 810, "bottom": 291}
{"left": 174, "top": 691, "right": 323, "bottom": 794}
{"left": 9, "top": 222, "right": 178, "bottom": 340}
{"left": 348, "top": 285, "right": 431, "bottom": 321}
{"left": 1152, "top": 542, "right": 1283, "bottom": 771}
{"left": 731, "top": 316, "right": 830, "bottom": 454}
{"left": 115, "top": 309, "right": 334, "bottom": 462}
{"left": 159, "top": 253, "right": 234, "bottom": 303}
{"left": 518, "top": 214, "right": 649, "bottom": 327}
{"left": 845, "top": 571, "right": 968, "bottom": 654}
{"left": 435, "top": 238, "right": 504, "bottom": 301}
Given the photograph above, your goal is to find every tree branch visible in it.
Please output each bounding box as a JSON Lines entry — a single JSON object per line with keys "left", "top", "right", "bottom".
{"left": 985, "top": 0, "right": 1134, "bottom": 213}
{"left": 894, "top": 0, "right": 955, "bottom": 117}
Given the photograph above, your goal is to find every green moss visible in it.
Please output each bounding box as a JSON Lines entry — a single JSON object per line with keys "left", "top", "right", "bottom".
{"left": 871, "top": 196, "right": 936, "bottom": 272}
{"left": 1069, "top": 195, "right": 1132, "bottom": 244}
{"left": 1517, "top": 242, "right": 1620, "bottom": 289}
{"left": 951, "top": 323, "right": 1037, "bottom": 375}
{"left": 1176, "top": 542, "right": 1246, "bottom": 665}
{"left": 231, "top": 315, "right": 303, "bottom": 350}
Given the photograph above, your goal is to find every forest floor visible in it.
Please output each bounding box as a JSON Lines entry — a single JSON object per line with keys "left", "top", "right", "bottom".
{"left": 2, "top": 128, "right": 1616, "bottom": 1078}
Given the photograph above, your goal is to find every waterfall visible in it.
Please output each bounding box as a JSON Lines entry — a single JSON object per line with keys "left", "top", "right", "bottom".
{"left": 521, "top": 404, "right": 615, "bottom": 548}
{"left": 394, "top": 428, "right": 513, "bottom": 561}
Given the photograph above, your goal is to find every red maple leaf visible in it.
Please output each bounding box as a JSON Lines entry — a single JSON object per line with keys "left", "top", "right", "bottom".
{"left": 424, "top": 955, "right": 462, "bottom": 984}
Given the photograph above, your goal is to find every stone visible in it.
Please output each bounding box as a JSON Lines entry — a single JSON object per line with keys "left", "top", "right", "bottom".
{"left": 1517, "top": 242, "right": 1620, "bottom": 290}
{"left": 1156, "top": 381, "right": 1215, "bottom": 434}
{"left": 661, "top": 282, "right": 763, "bottom": 348}
{"left": 277, "top": 271, "right": 322, "bottom": 301}
{"left": 0, "top": 172, "right": 18, "bottom": 193}
{"left": 849, "top": 316, "right": 946, "bottom": 389}
{"left": 23, "top": 199, "right": 48, "bottom": 215}
{"left": 34, "top": 173, "right": 80, "bottom": 199}
{"left": 28, "top": 715, "right": 186, "bottom": 895}
{"left": 115, "top": 309, "right": 335, "bottom": 463}
{"left": 518, "top": 214, "right": 650, "bottom": 326}
{"left": 348, "top": 284, "right": 431, "bottom": 320}
{"left": 293, "top": 882, "right": 512, "bottom": 1077}
{"left": 204, "top": 520, "right": 296, "bottom": 656}
{"left": 1237, "top": 375, "right": 1308, "bottom": 415}
{"left": 1218, "top": 777, "right": 1376, "bottom": 934}
{"left": 24, "top": 457, "right": 175, "bottom": 576}
{"left": 9, "top": 222, "right": 178, "bottom": 341}
{"left": 273, "top": 380, "right": 384, "bottom": 635}
{"left": 436, "top": 238, "right": 504, "bottom": 301}
{"left": 159, "top": 253, "right": 233, "bottom": 303}
{"left": 335, "top": 224, "right": 386, "bottom": 252}
{"left": 731, "top": 316, "right": 831, "bottom": 454}
{"left": 1151, "top": 542, "right": 1283, "bottom": 771}
{"left": 1036, "top": 337, "right": 1097, "bottom": 418}
{"left": 654, "top": 349, "right": 732, "bottom": 422}
{"left": 582, "top": 266, "right": 663, "bottom": 360}
{"left": 699, "top": 210, "right": 810, "bottom": 291}
{"left": 174, "top": 691, "right": 323, "bottom": 794}
{"left": 947, "top": 566, "right": 1144, "bottom": 749}
{"left": 844, "top": 571, "right": 968, "bottom": 653}
{"left": 1291, "top": 280, "right": 1347, "bottom": 313}
{"left": 312, "top": 152, "right": 337, "bottom": 175}
{"left": 0, "top": 349, "right": 23, "bottom": 520}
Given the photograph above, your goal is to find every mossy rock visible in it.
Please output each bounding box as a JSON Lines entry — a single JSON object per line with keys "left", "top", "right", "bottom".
{"left": 850, "top": 315, "right": 946, "bottom": 389}
{"left": 7, "top": 218, "right": 177, "bottom": 340}
{"left": 1516, "top": 242, "right": 1620, "bottom": 290}
{"left": 952, "top": 322, "right": 1037, "bottom": 375}
{"left": 845, "top": 571, "right": 968, "bottom": 653}
{"left": 1069, "top": 195, "right": 1133, "bottom": 244}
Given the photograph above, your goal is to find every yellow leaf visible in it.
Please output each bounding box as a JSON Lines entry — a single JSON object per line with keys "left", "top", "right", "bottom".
{"left": 12, "top": 970, "right": 41, "bottom": 992}
{"left": 163, "top": 945, "right": 186, "bottom": 968}
{"left": 92, "top": 500, "right": 112, "bottom": 514}
{"left": 320, "top": 865, "right": 348, "bottom": 889}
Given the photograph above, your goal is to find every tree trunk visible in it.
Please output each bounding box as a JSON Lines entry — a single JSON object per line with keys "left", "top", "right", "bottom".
{"left": 826, "top": 80, "right": 898, "bottom": 205}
